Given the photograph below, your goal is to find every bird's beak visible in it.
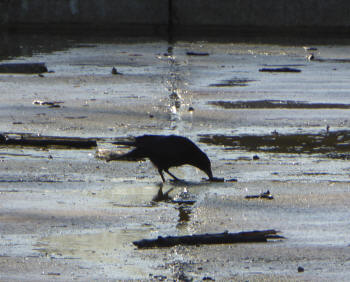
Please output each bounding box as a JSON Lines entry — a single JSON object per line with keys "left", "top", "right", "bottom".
{"left": 206, "top": 169, "right": 225, "bottom": 182}
{"left": 206, "top": 169, "right": 214, "bottom": 181}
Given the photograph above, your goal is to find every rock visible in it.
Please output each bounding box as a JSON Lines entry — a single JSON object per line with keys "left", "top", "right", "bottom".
{"left": 307, "top": 54, "right": 315, "bottom": 61}
{"left": 111, "top": 67, "right": 122, "bottom": 75}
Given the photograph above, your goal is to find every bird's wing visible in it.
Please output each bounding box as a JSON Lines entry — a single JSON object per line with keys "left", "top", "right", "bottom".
{"left": 113, "top": 148, "right": 147, "bottom": 161}
{"left": 143, "top": 136, "right": 195, "bottom": 168}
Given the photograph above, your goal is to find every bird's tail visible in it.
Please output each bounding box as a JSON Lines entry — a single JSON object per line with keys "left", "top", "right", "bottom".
{"left": 112, "top": 140, "right": 136, "bottom": 147}
{"left": 106, "top": 148, "right": 145, "bottom": 162}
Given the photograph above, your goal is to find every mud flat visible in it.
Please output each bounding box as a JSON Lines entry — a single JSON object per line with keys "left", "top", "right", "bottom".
{"left": 0, "top": 33, "right": 350, "bottom": 280}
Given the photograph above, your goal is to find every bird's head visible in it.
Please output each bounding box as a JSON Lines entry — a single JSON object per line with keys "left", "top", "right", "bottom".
{"left": 192, "top": 151, "right": 214, "bottom": 181}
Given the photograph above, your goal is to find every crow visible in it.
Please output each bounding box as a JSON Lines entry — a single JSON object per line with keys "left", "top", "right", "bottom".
{"left": 108, "top": 135, "right": 215, "bottom": 182}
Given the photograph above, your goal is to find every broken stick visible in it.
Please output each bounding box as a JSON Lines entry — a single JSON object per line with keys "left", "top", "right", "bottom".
{"left": 0, "top": 133, "right": 97, "bottom": 148}
{"left": 133, "top": 229, "right": 284, "bottom": 249}
{"left": 0, "top": 63, "right": 48, "bottom": 74}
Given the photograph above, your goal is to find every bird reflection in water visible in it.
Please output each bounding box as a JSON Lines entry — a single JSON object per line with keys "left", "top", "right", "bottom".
{"left": 152, "top": 183, "right": 174, "bottom": 202}
{"left": 152, "top": 183, "right": 196, "bottom": 229}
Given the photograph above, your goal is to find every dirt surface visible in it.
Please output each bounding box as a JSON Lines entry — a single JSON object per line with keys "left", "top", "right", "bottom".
{"left": 1, "top": 33, "right": 350, "bottom": 281}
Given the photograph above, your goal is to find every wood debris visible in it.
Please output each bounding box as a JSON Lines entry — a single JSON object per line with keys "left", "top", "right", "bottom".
{"left": 133, "top": 229, "right": 284, "bottom": 248}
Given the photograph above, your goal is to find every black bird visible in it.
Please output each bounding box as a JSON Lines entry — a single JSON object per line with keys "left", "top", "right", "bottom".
{"left": 109, "top": 135, "right": 214, "bottom": 182}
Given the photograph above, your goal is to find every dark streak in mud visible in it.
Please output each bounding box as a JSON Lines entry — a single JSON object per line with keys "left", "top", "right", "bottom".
{"left": 314, "top": 58, "right": 350, "bottom": 63}
{"left": 186, "top": 51, "right": 209, "bottom": 56}
{"left": 0, "top": 63, "right": 48, "bottom": 74}
{"left": 262, "top": 64, "right": 306, "bottom": 67}
{"left": 0, "top": 178, "right": 63, "bottom": 183}
{"left": 64, "top": 116, "right": 88, "bottom": 120}
{"left": 209, "top": 78, "right": 255, "bottom": 87}
{"left": 326, "top": 153, "right": 350, "bottom": 160}
{"left": 199, "top": 130, "right": 350, "bottom": 154}
{"left": 209, "top": 100, "right": 350, "bottom": 109}
{"left": 259, "top": 67, "right": 301, "bottom": 73}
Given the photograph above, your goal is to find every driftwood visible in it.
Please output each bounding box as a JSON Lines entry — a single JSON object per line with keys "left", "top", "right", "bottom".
{"left": 0, "top": 133, "right": 97, "bottom": 148}
{"left": 259, "top": 67, "right": 301, "bottom": 73}
{"left": 0, "top": 63, "right": 48, "bottom": 74}
{"left": 133, "top": 229, "right": 284, "bottom": 249}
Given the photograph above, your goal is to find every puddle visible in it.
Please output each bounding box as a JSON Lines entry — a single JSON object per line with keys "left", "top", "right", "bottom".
{"left": 209, "top": 100, "right": 350, "bottom": 109}
{"left": 176, "top": 205, "right": 192, "bottom": 230}
{"left": 199, "top": 130, "right": 350, "bottom": 154}
{"left": 34, "top": 227, "right": 155, "bottom": 277}
{"left": 0, "top": 32, "right": 164, "bottom": 62}
{"left": 209, "top": 78, "right": 255, "bottom": 87}
{"left": 97, "top": 183, "right": 161, "bottom": 207}
{"left": 315, "top": 58, "right": 350, "bottom": 63}
{"left": 151, "top": 185, "right": 175, "bottom": 203}
{"left": 100, "top": 184, "right": 198, "bottom": 231}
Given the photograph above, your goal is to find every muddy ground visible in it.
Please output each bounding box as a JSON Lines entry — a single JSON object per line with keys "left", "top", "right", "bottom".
{"left": 0, "top": 33, "right": 350, "bottom": 281}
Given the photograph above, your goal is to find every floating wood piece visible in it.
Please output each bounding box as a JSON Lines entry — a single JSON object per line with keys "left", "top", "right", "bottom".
{"left": 259, "top": 67, "right": 301, "bottom": 73}
{"left": 245, "top": 190, "right": 274, "bottom": 200}
{"left": 0, "top": 133, "right": 97, "bottom": 148}
{"left": 133, "top": 229, "right": 284, "bottom": 248}
{"left": 0, "top": 63, "right": 48, "bottom": 74}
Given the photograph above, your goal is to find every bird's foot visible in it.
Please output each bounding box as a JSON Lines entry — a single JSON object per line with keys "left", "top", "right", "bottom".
{"left": 169, "top": 178, "right": 184, "bottom": 183}
{"left": 207, "top": 177, "right": 225, "bottom": 182}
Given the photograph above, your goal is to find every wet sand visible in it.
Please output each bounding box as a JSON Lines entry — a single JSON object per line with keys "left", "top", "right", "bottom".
{"left": 0, "top": 33, "right": 350, "bottom": 281}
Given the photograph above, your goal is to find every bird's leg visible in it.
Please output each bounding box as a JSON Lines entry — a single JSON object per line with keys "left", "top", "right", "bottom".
{"left": 158, "top": 168, "right": 166, "bottom": 182}
{"left": 164, "top": 169, "right": 180, "bottom": 181}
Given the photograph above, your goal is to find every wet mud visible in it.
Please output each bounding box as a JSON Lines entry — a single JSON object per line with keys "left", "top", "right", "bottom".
{"left": 200, "top": 129, "right": 350, "bottom": 154}
{"left": 209, "top": 100, "right": 350, "bottom": 109}
{"left": 209, "top": 78, "right": 255, "bottom": 87}
{"left": 0, "top": 62, "right": 48, "bottom": 74}
{"left": 1, "top": 33, "right": 350, "bottom": 281}
{"left": 259, "top": 67, "right": 302, "bottom": 72}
